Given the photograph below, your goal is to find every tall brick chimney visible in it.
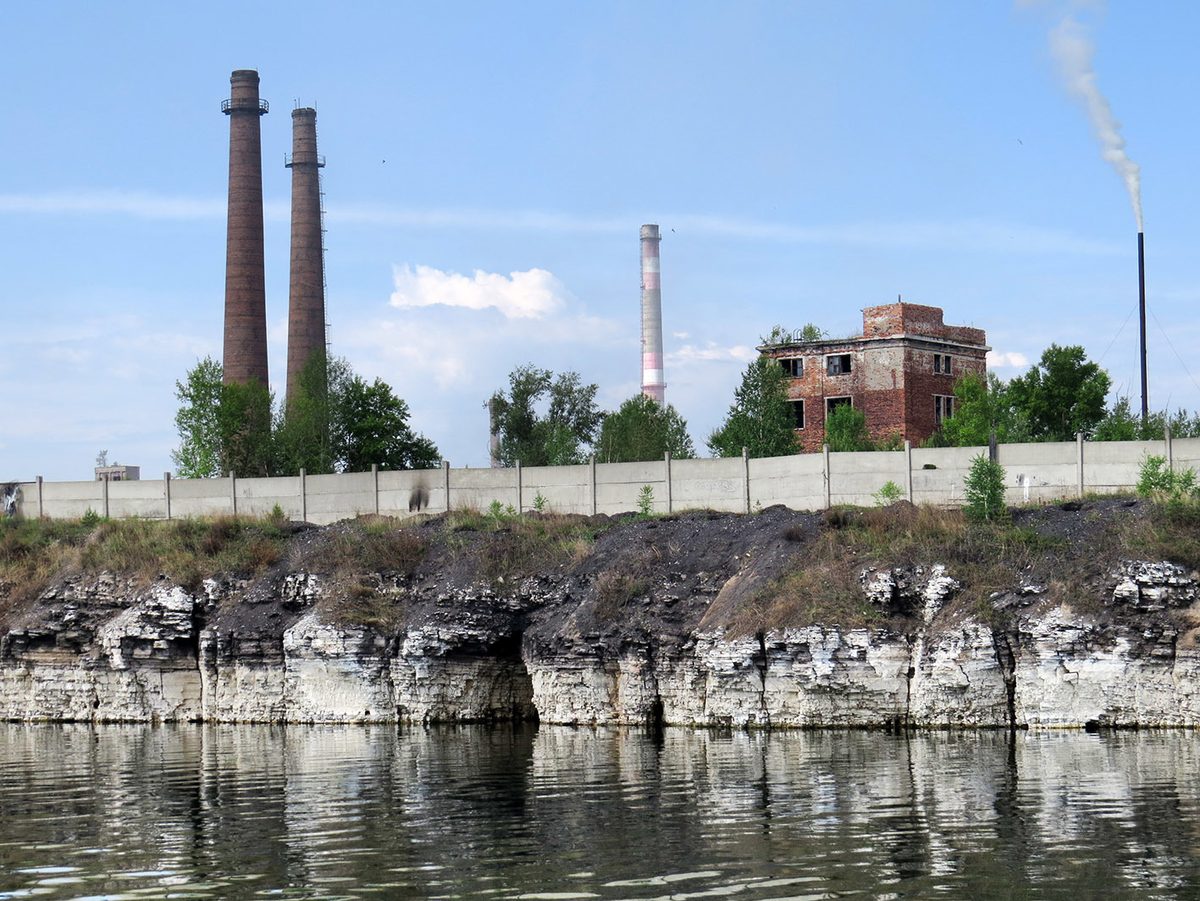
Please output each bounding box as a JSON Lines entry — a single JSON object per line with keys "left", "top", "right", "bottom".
{"left": 285, "top": 107, "right": 327, "bottom": 405}
{"left": 221, "top": 69, "right": 269, "bottom": 387}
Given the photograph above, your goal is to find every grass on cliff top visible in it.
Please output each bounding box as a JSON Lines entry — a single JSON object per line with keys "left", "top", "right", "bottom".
{"left": 1116, "top": 501, "right": 1200, "bottom": 572}
{"left": 304, "top": 515, "right": 427, "bottom": 578}
{"left": 312, "top": 509, "right": 601, "bottom": 632}
{"left": 728, "top": 504, "right": 1065, "bottom": 635}
{"left": 0, "top": 513, "right": 289, "bottom": 618}
{"left": 442, "top": 507, "right": 599, "bottom": 586}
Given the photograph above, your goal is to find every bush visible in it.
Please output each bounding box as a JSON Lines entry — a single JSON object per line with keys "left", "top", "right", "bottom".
{"left": 825, "top": 404, "right": 873, "bottom": 452}
{"left": 963, "top": 455, "right": 1007, "bottom": 522}
{"left": 1136, "top": 455, "right": 1198, "bottom": 499}
{"left": 637, "top": 485, "right": 655, "bottom": 518}
{"left": 873, "top": 480, "right": 904, "bottom": 506}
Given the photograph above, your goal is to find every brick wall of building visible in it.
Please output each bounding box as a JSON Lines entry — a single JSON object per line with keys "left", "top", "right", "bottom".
{"left": 764, "top": 303, "right": 988, "bottom": 451}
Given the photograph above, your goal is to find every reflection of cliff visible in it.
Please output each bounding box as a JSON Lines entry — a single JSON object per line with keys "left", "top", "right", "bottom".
{"left": 4, "top": 505, "right": 1200, "bottom": 728}
{"left": 3, "top": 727, "right": 1200, "bottom": 898}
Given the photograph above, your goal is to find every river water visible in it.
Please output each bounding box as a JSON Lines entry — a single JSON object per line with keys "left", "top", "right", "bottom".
{"left": 2, "top": 724, "right": 1199, "bottom": 899}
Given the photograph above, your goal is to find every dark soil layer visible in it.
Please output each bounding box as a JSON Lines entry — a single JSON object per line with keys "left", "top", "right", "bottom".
{"left": 2, "top": 497, "right": 1196, "bottom": 657}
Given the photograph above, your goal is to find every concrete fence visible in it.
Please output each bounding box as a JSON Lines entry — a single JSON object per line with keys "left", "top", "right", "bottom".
{"left": 10, "top": 435, "right": 1199, "bottom": 525}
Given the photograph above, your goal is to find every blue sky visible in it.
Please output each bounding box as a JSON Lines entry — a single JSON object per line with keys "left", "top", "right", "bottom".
{"left": 4, "top": 1, "right": 1199, "bottom": 480}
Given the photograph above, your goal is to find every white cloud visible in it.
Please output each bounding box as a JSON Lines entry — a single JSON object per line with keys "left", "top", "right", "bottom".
{"left": 329, "top": 203, "right": 627, "bottom": 234}
{"left": 987, "top": 351, "right": 1030, "bottom": 369}
{"left": 0, "top": 191, "right": 290, "bottom": 222}
{"left": 389, "top": 264, "right": 568, "bottom": 319}
{"left": 668, "top": 342, "right": 758, "bottom": 365}
{"left": 0, "top": 190, "right": 223, "bottom": 220}
{"left": 1, "top": 191, "right": 1119, "bottom": 257}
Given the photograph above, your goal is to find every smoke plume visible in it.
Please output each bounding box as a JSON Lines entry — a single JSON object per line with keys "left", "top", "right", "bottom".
{"left": 1049, "top": 14, "right": 1142, "bottom": 230}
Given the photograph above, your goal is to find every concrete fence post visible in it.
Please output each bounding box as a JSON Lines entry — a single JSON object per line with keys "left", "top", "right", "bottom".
{"left": 822, "top": 444, "right": 832, "bottom": 509}
{"left": 229, "top": 472, "right": 237, "bottom": 516}
{"left": 372, "top": 463, "right": 380, "bottom": 515}
{"left": 37, "top": 476, "right": 44, "bottom": 518}
{"left": 589, "top": 455, "right": 597, "bottom": 515}
{"left": 1166, "top": 422, "right": 1174, "bottom": 472}
{"left": 742, "top": 447, "right": 751, "bottom": 514}
{"left": 164, "top": 472, "right": 172, "bottom": 520}
{"left": 904, "top": 440, "right": 913, "bottom": 503}
{"left": 102, "top": 477, "right": 109, "bottom": 519}
{"left": 665, "top": 451, "right": 673, "bottom": 514}
{"left": 516, "top": 460, "right": 523, "bottom": 513}
{"left": 1076, "top": 433, "right": 1085, "bottom": 498}
{"left": 442, "top": 460, "right": 451, "bottom": 513}
{"left": 300, "top": 468, "right": 307, "bottom": 523}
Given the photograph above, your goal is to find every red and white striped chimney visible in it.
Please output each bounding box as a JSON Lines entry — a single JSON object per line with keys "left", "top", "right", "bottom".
{"left": 640, "top": 224, "right": 665, "bottom": 405}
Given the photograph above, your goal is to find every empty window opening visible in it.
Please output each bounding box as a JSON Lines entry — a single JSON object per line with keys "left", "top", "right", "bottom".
{"left": 934, "top": 354, "right": 952, "bottom": 375}
{"left": 826, "top": 396, "right": 852, "bottom": 415}
{"left": 935, "top": 395, "right": 954, "bottom": 424}
{"left": 826, "top": 354, "right": 852, "bottom": 376}
{"left": 780, "top": 357, "right": 803, "bottom": 378}
{"left": 790, "top": 399, "right": 805, "bottom": 429}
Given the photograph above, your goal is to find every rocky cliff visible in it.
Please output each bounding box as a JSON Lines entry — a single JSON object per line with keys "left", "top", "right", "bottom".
{"left": 2, "top": 501, "right": 1199, "bottom": 728}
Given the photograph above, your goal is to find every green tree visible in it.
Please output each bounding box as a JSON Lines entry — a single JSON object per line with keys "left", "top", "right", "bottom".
{"left": 935, "top": 372, "right": 992, "bottom": 447}
{"left": 172, "top": 357, "right": 224, "bottom": 478}
{"left": 335, "top": 376, "right": 440, "bottom": 472}
{"left": 489, "top": 365, "right": 603, "bottom": 466}
{"left": 173, "top": 355, "right": 436, "bottom": 478}
{"left": 273, "top": 351, "right": 350, "bottom": 476}
{"left": 1094, "top": 396, "right": 1200, "bottom": 442}
{"left": 707, "top": 356, "right": 798, "bottom": 458}
{"left": 824, "top": 404, "right": 873, "bottom": 452}
{"left": 927, "top": 372, "right": 1029, "bottom": 447}
{"left": 596, "top": 394, "right": 696, "bottom": 463}
{"left": 1007, "top": 344, "right": 1111, "bottom": 441}
{"left": 963, "top": 454, "right": 1007, "bottom": 522}
{"left": 216, "top": 377, "right": 274, "bottom": 478}
{"left": 799, "top": 323, "right": 826, "bottom": 342}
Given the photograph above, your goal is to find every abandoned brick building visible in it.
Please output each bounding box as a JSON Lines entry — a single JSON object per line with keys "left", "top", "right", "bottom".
{"left": 760, "top": 303, "right": 988, "bottom": 452}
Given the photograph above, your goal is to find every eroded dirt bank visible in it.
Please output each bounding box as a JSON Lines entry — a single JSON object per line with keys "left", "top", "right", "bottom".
{"left": 2, "top": 500, "right": 1199, "bottom": 727}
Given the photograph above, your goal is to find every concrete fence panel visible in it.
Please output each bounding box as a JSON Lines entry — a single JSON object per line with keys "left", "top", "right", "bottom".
{"left": 521, "top": 464, "right": 591, "bottom": 514}
{"left": 1084, "top": 440, "right": 1160, "bottom": 495}
{"left": 911, "top": 446, "right": 980, "bottom": 506}
{"left": 305, "top": 472, "right": 374, "bottom": 524}
{"left": 107, "top": 478, "right": 168, "bottom": 519}
{"left": 1172, "top": 437, "right": 1200, "bottom": 472}
{"left": 170, "top": 477, "right": 236, "bottom": 519}
{"left": 747, "top": 455, "right": 824, "bottom": 512}
{"left": 828, "top": 450, "right": 909, "bottom": 507}
{"left": 671, "top": 457, "right": 746, "bottom": 513}
{"left": 233, "top": 476, "right": 300, "bottom": 520}
{"left": 596, "top": 460, "right": 670, "bottom": 515}
{"left": 448, "top": 468, "right": 518, "bottom": 513}
{"left": 36, "top": 480, "right": 105, "bottom": 519}
{"left": 377, "top": 468, "right": 439, "bottom": 518}
{"left": 999, "top": 442, "right": 1077, "bottom": 504}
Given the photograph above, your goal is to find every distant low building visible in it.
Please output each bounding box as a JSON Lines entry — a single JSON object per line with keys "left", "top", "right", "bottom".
{"left": 759, "top": 303, "right": 989, "bottom": 452}
{"left": 95, "top": 465, "right": 140, "bottom": 482}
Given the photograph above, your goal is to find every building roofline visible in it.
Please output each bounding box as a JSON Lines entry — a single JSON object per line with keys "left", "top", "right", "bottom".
{"left": 759, "top": 333, "right": 991, "bottom": 355}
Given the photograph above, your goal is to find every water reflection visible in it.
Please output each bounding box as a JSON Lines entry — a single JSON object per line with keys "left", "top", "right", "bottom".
{"left": 1, "top": 725, "right": 1199, "bottom": 899}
